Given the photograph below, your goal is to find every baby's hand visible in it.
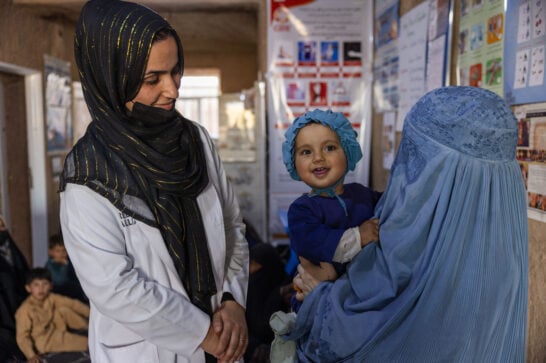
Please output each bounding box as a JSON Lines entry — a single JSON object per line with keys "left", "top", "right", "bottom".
{"left": 358, "top": 219, "right": 379, "bottom": 247}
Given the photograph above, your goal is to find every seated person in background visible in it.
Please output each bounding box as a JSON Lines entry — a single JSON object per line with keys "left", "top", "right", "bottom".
{"left": 15, "top": 268, "right": 89, "bottom": 363}
{"left": 244, "top": 218, "right": 264, "bottom": 248}
{"left": 281, "top": 109, "right": 381, "bottom": 310}
{"left": 245, "top": 242, "right": 292, "bottom": 363}
{"left": 45, "top": 234, "right": 87, "bottom": 303}
{"left": 0, "top": 216, "right": 28, "bottom": 362}
{"left": 0, "top": 216, "right": 29, "bottom": 311}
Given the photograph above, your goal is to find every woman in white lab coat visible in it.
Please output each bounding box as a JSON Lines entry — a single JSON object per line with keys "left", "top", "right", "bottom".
{"left": 60, "top": 1, "right": 248, "bottom": 362}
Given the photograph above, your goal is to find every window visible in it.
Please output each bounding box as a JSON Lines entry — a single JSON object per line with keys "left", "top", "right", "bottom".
{"left": 175, "top": 70, "right": 220, "bottom": 139}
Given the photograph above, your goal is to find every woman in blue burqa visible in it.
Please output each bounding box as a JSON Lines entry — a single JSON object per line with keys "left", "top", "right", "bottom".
{"left": 285, "top": 86, "right": 528, "bottom": 362}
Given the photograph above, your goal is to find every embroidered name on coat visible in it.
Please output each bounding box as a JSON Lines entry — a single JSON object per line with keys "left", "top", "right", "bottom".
{"left": 119, "top": 213, "right": 136, "bottom": 227}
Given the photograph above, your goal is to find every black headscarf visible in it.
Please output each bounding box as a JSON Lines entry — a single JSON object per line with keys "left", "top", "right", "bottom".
{"left": 60, "top": 0, "right": 216, "bottom": 315}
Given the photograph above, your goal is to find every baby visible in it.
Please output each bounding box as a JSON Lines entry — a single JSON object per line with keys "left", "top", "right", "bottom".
{"left": 282, "top": 109, "right": 381, "bottom": 298}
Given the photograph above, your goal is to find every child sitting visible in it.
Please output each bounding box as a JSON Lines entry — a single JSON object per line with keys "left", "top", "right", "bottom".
{"left": 15, "top": 268, "right": 89, "bottom": 363}
{"left": 45, "top": 234, "right": 87, "bottom": 303}
{"left": 282, "top": 109, "right": 382, "bottom": 305}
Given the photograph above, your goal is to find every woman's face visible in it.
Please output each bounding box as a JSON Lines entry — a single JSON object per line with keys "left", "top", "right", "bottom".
{"left": 294, "top": 123, "right": 347, "bottom": 194}
{"left": 126, "top": 35, "right": 182, "bottom": 112}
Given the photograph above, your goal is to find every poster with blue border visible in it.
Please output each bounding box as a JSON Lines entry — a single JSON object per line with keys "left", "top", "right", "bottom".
{"left": 504, "top": 0, "right": 546, "bottom": 105}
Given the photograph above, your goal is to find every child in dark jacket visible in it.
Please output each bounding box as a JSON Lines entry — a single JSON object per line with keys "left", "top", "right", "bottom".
{"left": 45, "top": 234, "right": 87, "bottom": 303}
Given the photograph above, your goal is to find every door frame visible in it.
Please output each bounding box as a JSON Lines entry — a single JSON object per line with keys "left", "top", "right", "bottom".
{"left": 0, "top": 80, "right": 8, "bottom": 221}
{"left": 0, "top": 61, "right": 47, "bottom": 266}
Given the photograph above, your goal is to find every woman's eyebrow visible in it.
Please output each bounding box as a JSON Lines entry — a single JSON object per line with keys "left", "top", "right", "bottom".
{"left": 144, "top": 70, "right": 167, "bottom": 76}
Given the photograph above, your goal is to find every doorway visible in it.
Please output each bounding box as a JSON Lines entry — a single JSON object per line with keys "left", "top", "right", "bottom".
{"left": 0, "top": 62, "right": 47, "bottom": 266}
{"left": 0, "top": 80, "right": 7, "bottom": 220}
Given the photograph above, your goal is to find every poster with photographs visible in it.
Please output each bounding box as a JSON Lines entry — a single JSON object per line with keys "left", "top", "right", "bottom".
{"left": 456, "top": 0, "right": 505, "bottom": 96}
{"left": 44, "top": 55, "right": 72, "bottom": 153}
{"left": 514, "top": 102, "right": 546, "bottom": 222}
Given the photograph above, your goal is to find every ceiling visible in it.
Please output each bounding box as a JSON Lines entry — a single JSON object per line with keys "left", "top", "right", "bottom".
{"left": 12, "top": 0, "right": 263, "bottom": 52}
{"left": 13, "top": 0, "right": 262, "bottom": 23}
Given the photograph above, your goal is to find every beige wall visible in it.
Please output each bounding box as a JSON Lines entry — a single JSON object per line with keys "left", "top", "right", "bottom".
{"left": 0, "top": 2, "right": 76, "bottom": 72}
{"left": 166, "top": 9, "right": 259, "bottom": 93}
{"left": 528, "top": 218, "right": 546, "bottom": 362}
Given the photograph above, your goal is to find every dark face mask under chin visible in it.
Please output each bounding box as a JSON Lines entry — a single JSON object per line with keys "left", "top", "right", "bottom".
{"left": 127, "top": 101, "right": 178, "bottom": 127}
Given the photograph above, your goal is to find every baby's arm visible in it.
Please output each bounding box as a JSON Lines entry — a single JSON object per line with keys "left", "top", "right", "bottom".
{"left": 359, "top": 218, "right": 379, "bottom": 247}
{"left": 332, "top": 219, "right": 379, "bottom": 264}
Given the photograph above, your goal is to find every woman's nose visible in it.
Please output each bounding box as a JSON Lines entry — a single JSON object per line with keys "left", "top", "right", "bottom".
{"left": 163, "top": 76, "right": 179, "bottom": 99}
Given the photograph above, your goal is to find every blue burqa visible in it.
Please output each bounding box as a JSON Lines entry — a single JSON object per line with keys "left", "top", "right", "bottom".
{"left": 286, "top": 86, "right": 528, "bottom": 362}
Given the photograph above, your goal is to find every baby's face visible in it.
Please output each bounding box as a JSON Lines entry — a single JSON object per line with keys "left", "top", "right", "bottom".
{"left": 25, "top": 278, "right": 52, "bottom": 301}
{"left": 294, "top": 123, "right": 347, "bottom": 194}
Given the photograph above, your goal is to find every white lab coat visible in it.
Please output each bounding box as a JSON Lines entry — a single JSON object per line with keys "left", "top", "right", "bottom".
{"left": 60, "top": 123, "right": 249, "bottom": 362}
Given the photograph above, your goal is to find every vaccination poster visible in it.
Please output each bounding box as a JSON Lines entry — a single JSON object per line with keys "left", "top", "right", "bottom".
{"left": 456, "top": 0, "right": 505, "bottom": 96}
{"left": 267, "top": 0, "right": 373, "bottom": 243}
{"left": 504, "top": 0, "right": 546, "bottom": 105}
{"left": 514, "top": 102, "right": 546, "bottom": 223}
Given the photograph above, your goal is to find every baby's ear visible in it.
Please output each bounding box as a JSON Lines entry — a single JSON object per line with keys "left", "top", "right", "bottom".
{"left": 24, "top": 284, "right": 31, "bottom": 293}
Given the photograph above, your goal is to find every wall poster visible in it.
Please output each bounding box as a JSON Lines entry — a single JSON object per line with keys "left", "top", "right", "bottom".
{"left": 267, "top": 0, "right": 373, "bottom": 243}
{"left": 72, "top": 82, "right": 92, "bottom": 145}
{"left": 373, "top": 0, "right": 452, "bottom": 130}
{"left": 44, "top": 55, "right": 72, "bottom": 153}
{"left": 514, "top": 102, "right": 546, "bottom": 222}
{"left": 455, "top": 0, "right": 505, "bottom": 96}
{"left": 396, "top": 1, "right": 430, "bottom": 129}
{"left": 504, "top": 0, "right": 546, "bottom": 105}
{"left": 373, "top": 0, "right": 400, "bottom": 112}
